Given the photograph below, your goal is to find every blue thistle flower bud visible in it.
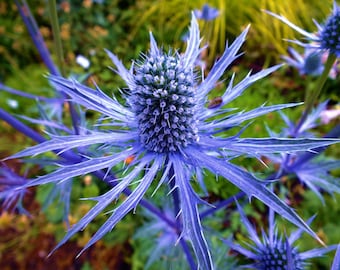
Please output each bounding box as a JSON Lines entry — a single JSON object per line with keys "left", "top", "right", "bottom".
{"left": 320, "top": 8, "right": 340, "bottom": 56}
{"left": 131, "top": 52, "right": 199, "bottom": 153}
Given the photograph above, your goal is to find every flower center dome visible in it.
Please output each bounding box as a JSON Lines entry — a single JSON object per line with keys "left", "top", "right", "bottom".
{"left": 320, "top": 10, "right": 340, "bottom": 56}
{"left": 131, "top": 53, "right": 199, "bottom": 153}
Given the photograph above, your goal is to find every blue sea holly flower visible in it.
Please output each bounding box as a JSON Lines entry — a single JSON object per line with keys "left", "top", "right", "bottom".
{"left": 266, "top": 1, "right": 340, "bottom": 57}
{"left": 7, "top": 15, "right": 340, "bottom": 269}
{"left": 266, "top": 102, "right": 340, "bottom": 203}
{"left": 194, "top": 4, "right": 220, "bottom": 21}
{"left": 283, "top": 47, "right": 324, "bottom": 76}
{"left": 226, "top": 202, "right": 337, "bottom": 269}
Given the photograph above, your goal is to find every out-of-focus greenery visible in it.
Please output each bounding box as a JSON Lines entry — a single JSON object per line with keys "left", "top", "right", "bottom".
{"left": 128, "top": 0, "right": 333, "bottom": 66}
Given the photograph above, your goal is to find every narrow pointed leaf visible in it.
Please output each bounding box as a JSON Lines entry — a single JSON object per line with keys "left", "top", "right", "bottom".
{"left": 50, "top": 157, "right": 150, "bottom": 254}
{"left": 187, "top": 148, "right": 321, "bottom": 242}
{"left": 183, "top": 13, "right": 201, "bottom": 68}
{"left": 172, "top": 154, "right": 213, "bottom": 270}
{"left": 199, "top": 137, "right": 339, "bottom": 154}
{"left": 78, "top": 157, "right": 162, "bottom": 255}
{"left": 25, "top": 149, "right": 135, "bottom": 187}
{"left": 331, "top": 245, "right": 340, "bottom": 270}
{"left": 8, "top": 132, "right": 137, "bottom": 159}
{"left": 198, "top": 26, "right": 249, "bottom": 97}
{"left": 201, "top": 103, "right": 300, "bottom": 128}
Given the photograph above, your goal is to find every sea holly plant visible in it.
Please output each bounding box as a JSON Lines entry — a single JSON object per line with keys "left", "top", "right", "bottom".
{"left": 226, "top": 201, "right": 337, "bottom": 269}
{"left": 266, "top": 1, "right": 340, "bottom": 57}
{"left": 0, "top": 4, "right": 340, "bottom": 270}
{"left": 266, "top": 1, "right": 340, "bottom": 126}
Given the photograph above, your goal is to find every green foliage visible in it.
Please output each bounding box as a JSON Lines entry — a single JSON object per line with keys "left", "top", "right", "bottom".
{"left": 128, "top": 0, "right": 333, "bottom": 66}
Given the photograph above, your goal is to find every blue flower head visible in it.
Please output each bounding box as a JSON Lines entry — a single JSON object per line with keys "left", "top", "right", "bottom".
{"left": 320, "top": 2, "right": 340, "bottom": 57}
{"left": 131, "top": 50, "right": 199, "bottom": 153}
{"left": 226, "top": 201, "right": 337, "bottom": 269}
{"left": 268, "top": 101, "right": 340, "bottom": 203}
{"left": 194, "top": 4, "right": 220, "bottom": 21}
{"left": 283, "top": 47, "right": 324, "bottom": 76}
{"left": 7, "top": 14, "right": 340, "bottom": 269}
{"left": 267, "top": 1, "right": 340, "bottom": 57}
{"left": 266, "top": 101, "right": 340, "bottom": 203}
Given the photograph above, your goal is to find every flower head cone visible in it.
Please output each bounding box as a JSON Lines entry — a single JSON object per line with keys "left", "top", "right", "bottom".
{"left": 226, "top": 201, "right": 337, "bottom": 270}
{"left": 7, "top": 14, "right": 340, "bottom": 269}
{"left": 266, "top": 1, "right": 340, "bottom": 57}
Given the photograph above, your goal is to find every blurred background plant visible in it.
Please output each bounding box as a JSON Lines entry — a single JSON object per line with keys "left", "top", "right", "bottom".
{"left": 127, "top": 0, "right": 333, "bottom": 67}
{"left": 0, "top": 0, "right": 339, "bottom": 269}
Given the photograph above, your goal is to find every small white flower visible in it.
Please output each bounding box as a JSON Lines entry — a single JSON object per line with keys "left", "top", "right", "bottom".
{"left": 6, "top": 99, "right": 19, "bottom": 109}
{"left": 76, "top": 55, "right": 90, "bottom": 69}
{"left": 321, "top": 106, "right": 340, "bottom": 124}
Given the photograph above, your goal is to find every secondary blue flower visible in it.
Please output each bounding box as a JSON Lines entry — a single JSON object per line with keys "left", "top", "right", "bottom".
{"left": 283, "top": 47, "right": 324, "bottom": 76}
{"left": 282, "top": 47, "right": 339, "bottom": 78}
{"left": 266, "top": 1, "right": 340, "bottom": 57}
{"left": 7, "top": 14, "right": 340, "bottom": 269}
{"left": 226, "top": 201, "right": 337, "bottom": 269}
{"left": 266, "top": 101, "right": 340, "bottom": 203}
{"left": 278, "top": 101, "right": 329, "bottom": 138}
{"left": 194, "top": 4, "right": 220, "bottom": 21}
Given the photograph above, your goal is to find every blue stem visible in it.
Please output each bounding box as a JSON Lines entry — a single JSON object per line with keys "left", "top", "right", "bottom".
{"left": 0, "top": 108, "right": 46, "bottom": 144}
{"left": 294, "top": 53, "right": 337, "bottom": 134}
{"left": 15, "top": 0, "right": 60, "bottom": 76}
{"left": 168, "top": 164, "right": 197, "bottom": 269}
{"left": 179, "top": 238, "right": 197, "bottom": 270}
{"left": 0, "top": 83, "right": 62, "bottom": 102}
{"left": 15, "top": 0, "right": 80, "bottom": 135}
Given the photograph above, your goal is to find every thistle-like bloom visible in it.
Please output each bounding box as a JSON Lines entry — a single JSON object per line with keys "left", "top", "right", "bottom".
{"left": 7, "top": 15, "right": 339, "bottom": 269}
{"left": 283, "top": 47, "right": 324, "bottom": 76}
{"left": 267, "top": 1, "right": 340, "bottom": 57}
{"left": 194, "top": 4, "right": 220, "bottom": 21}
{"left": 283, "top": 47, "right": 339, "bottom": 78}
{"left": 227, "top": 202, "right": 337, "bottom": 269}
{"left": 278, "top": 101, "right": 329, "bottom": 138}
{"left": 266, "top": 102, "right": 340, "bottom": 203}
